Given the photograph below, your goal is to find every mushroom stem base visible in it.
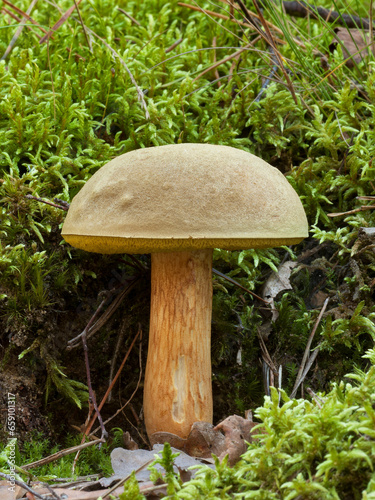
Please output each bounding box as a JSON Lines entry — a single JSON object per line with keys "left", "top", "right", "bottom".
{"left": 144, "top": 249, "right": 213, "bottom": 439}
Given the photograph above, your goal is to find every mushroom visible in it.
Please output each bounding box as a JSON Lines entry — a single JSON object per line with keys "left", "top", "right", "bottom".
{"left": 61, "top": 143, "right": 308, "bottom": 442}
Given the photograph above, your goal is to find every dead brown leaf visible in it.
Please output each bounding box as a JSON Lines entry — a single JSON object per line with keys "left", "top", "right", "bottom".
{"left": 214, "top": 415, "right": 256, "bottom": 466}
{"left": 123, "top": 431, "right": 139, "bottom": 450}
{"left": 151, "top": 416, "right": 256, "bottom": 467}
{"left": 184, "top": 421, "right": 226, "bottom": 458}
{"left": 329, "top": 28, "right": 374, "bottom": 67}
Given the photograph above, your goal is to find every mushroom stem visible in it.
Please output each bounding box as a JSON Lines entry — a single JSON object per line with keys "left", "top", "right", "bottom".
{"left": 144, "top": 249, "right": 213, "bottom": 439}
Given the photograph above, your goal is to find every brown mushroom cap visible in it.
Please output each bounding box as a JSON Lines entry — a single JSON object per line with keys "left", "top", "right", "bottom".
{"left": 62, "top": 143, "right": 308, "bottom": 253}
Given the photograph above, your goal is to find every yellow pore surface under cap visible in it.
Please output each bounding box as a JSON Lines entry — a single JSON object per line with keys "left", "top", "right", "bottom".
{"left": 62, "top": 144, "right": 308, "bottom": 254}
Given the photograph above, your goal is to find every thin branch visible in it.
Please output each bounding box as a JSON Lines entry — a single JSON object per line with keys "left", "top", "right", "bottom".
{"left": 262, "top": 0, "right": 373, "bottom": 29}
{"left": 254, "top": 45, "right": 279, "bottom": 102}
{"left": 91, "top": 326, "right": 143, "bottom": 436}
{"left": 108, "top": 317, "right": 129, "bottom": 403}
{"left": 291, "top": 298, "right": 329, "bottom": 398}
{"left": 82, "top": 332, "right": 108, "bottom": 441}
{"left": 25, "top": 194, "right": 69, "bottom": 211}
{"left": 117, "top": 7, "right": 141, "bottom": 26}
{"left": 80, "top": 312, "right": 108, "bottom": 441}
{"left": 250, "top": 0, "right": 298, "bottom": 104}
{"left": 84, "top": 326, "right": 141, "bottom": 438}
{"left": 328, "top": 205, "right": 375, "bottom": 217}
{"left": 165, "top": 37, "right": 183, "bottom": 54}
{"left": 306, "top": 386, "right": 325, "bottom": 408}
{"left": 39, "top": 0, "right": 82, "bottom": 43}
{"left": 21, "top": 439, "right": 104, "bottom": 471}
{"left": 213, "top": 267, "right": 269, "bottom": 303}
{"left": 178, "top": 1, "right": 292, "bottom": 47}
{"left": 67, "top": 278, "right": 140, "bottom": 349}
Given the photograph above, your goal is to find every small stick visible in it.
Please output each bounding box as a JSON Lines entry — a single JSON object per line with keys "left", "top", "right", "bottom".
{"left": 141, "top": 484, "right": 168, "bottom": 494}
{"left": 84, "top": 327, "right": 142, "bottom": 437}
{"left": 295, "top": 348, "right": 320, "bottom": 394}
{"left": 328, "top": 205, "right": 375, "bottom": 217}
{"left": 254, "top": 46, "right": 279, "bottom": 102}
{"left": 306, "top": 387, "right": 325, "bottom": 408}
{"left": 108, "top": 317, "right": 128, "bottom": 402}
{"left": 21, "top": 441, "right": 105, "bottom": 469}
{"left": 39, "top": 0, "right": 82, "bottom": 43}
{"left": 91, "top": 329, "right": 143, "bottom": 436}
{"left": 25, "top": 194, "right": 69, "bottom": 211}
{"left": 67, "top": 278, "right": 139, "bottom": 349}
{"left": 54, "top": 197, "right": 70, "bottom": 209}
{"left": 213, "top": 267, "right": 269, "bottom": 303}
{"left": 117, "top": 7, "right": 141, "bottom": 26}
{"left": 81, "top": 330, "right": 108, "bottom": 441}
{"left": 291, "top": 298, "right": 329, "bottom": 398}
{"left": 178, "top": 1, "right": 286, "bottom": 40}
{"left": 250, "top": 0, "right": 298, "bottom": 105}
{"left": 37, "top": 483, "right": 62, "bottom": 500}
{"left": 263, "top": 0, "right": 372, "bottom": 30}
{"left": 165, "top": 37, "right": 183, "bottom": 53}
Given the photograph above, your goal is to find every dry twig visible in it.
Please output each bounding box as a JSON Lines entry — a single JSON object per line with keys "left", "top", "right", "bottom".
{"left": 165, "top": 37, "right": 183, "bottom": 53}
{"left": 91, "top": 327, "right": 143, "bottom": 436}
{"left": 117, "top": 7, "right": 141, "bottom": 26}
{"left": 39, "top": 0, "right": 82, "bottom": 43}
{"left": 21, "top": 439, "right": 104, "bottom": 471}
{"left": 290, "top": 298, "right": 329, "bottom": 398}
{"left": 81, "top": 327, "right": 142, "bottom": 440}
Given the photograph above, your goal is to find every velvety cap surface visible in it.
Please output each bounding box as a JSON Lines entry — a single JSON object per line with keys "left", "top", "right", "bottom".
{"left": 62, "top": 144, "right": 308, "bottom": 254}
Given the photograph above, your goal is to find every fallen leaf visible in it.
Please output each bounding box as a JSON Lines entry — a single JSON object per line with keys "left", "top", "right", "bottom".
{"left": 329, "top": 28, "right": 374, "bottom": 67}
{"left": 0, "top": 481, "right": 18, "bottom": 500}
{"left": 262, "top": 261, "right": 297, "bottom": 321}
{"left": 310, "top": 290, "right": 329, "bottom": 308}
{"left": 214, "top": 415, "right": 256, "bottom": 466}
{"left": 122, "top": 431, "right": 139, "bottom": 450}
{"left": 151, "top": 416, "right": 257, "bottom": 467}
{"left": 184, "top": 421, "right": 226, "bottom": 458}
{"left": 100, "top": 445, "right": 214, "bottom": 487}
{"left": 149, "top": 431, "right": 186, "bottom": 449}
{"left": 100, "top": 448, "right": 152, "bottom": 486}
